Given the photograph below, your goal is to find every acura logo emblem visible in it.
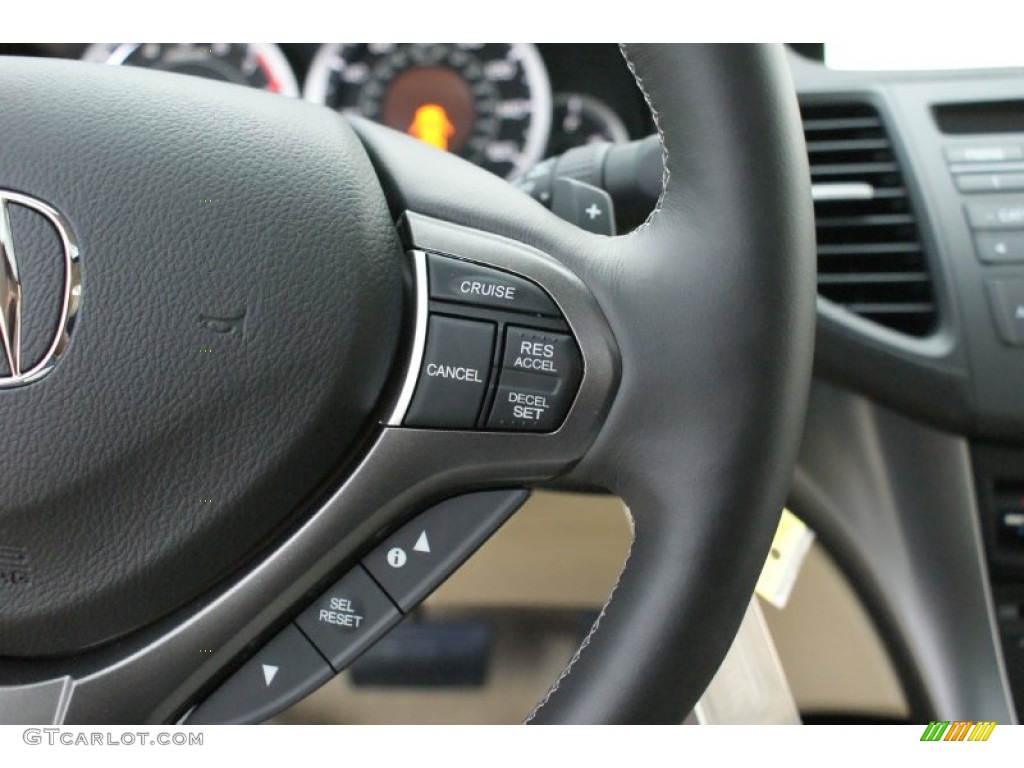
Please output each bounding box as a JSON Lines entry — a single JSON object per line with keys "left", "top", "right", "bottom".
{"left": 0, "top": 190, "right": 81, "bottom": 387}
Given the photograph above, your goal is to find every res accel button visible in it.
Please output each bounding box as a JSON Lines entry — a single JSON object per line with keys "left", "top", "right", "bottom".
{"left": 427, "top": 252, "right": 561, "bottom": 317}
{"left": 404, "top": 315, "right": 495, "bottom": 429}
{"left": 502, "top": 326, "right": 580, "bottom": 377}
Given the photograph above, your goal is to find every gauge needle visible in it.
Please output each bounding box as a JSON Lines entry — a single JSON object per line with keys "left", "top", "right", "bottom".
{"left": 256, "top": 54, "right": 281, "bottom": 94}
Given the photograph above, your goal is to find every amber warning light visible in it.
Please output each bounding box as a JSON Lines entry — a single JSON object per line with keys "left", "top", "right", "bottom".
{"left": 408, "top": 104, "right": 456, "bottom": 151}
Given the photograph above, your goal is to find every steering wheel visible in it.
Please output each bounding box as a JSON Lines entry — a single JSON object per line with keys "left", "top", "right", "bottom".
{"left": 0, "top": 44, "right": 814, "bottom": 724}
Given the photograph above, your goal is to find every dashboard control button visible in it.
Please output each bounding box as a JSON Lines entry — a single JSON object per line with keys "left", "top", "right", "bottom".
{"left": 966, "top": 200, "right": 1024, "bottom": 230}
{"left": 487, "top": 369, "right": 579, "bottom": 431}
{"left": 427, "top": 253, "right": 560, "bottom": 317}
{"left": 296, "top": 566, "right": 401, "bottom": 672}
{"left": 956, "top": 173, "right": 1024, "bottom": 194}
{"left": 975, "top": 232, "right": 1024, "bottom": 264}
{"left": 986, "top": 279, "right": 1024, "bottom": 347}
{"left": 502, "top": 326, "right": 581, "bottom": 379}
{"left": 186, "top": 624, "right": 332, "bottom": 725}
{"left": 945, "top": 145, "right": 1024, "bottom": 164}
{"left": 363, "top": 489, "right": 529, "bottom": 612}
{"left": 404, "top": 315, "right": 495, "bottom": 429}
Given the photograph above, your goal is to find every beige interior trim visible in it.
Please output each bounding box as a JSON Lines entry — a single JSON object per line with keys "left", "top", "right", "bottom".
{"left": 761, "top": 542, "right": 909, "bottom": 719}
{"left": 424, "top": 490, "right": 633, "bottom": 610}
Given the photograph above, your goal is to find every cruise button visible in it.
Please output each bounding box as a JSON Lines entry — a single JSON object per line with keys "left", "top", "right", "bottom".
{"left": 405, "top": 315, "right": 495, "bottom": 429}
{"left": 427, "top": 252, "right": 560, "bottom": 317}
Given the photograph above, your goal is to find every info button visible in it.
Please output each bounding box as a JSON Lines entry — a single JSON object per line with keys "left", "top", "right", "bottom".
{"left": 427, "top": 252, "right": 561, "bottom": 317}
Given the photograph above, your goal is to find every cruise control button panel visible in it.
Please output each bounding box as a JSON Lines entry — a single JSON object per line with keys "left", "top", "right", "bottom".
{"left": 399, "top": 252, "right": 584, "bottom": 432}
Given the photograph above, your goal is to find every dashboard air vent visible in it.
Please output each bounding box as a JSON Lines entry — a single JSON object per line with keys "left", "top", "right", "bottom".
{"left": 801, "top": 101, "right": 937, "bottom": 337}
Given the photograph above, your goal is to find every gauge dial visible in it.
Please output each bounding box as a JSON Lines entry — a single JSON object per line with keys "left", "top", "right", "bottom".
{"left": 304, "top": 43, "right": 551, "bottom": 179}
{"left": 82, "top": 44, "right": 299, "bottom": 96}
{"left": 547, "top": 93, "right": 630, "bottom": 157}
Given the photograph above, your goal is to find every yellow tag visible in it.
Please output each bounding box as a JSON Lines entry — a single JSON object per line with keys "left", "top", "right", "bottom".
{"left": 756, "top": 508, "right": 814, "bottom": 610}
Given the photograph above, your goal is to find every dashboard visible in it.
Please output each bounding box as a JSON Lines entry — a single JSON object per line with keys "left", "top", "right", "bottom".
{"left": 2, "top": 42, "right": 1023, "bottom": 725}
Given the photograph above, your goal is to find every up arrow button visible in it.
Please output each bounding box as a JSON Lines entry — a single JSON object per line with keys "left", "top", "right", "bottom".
{"left": 414, "top": 531, "right": 431, "bottom": 553}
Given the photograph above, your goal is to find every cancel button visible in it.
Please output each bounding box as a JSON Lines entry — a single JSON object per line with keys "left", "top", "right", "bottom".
{"left": 405, "top": 315, "right": 495, "bottom": 429}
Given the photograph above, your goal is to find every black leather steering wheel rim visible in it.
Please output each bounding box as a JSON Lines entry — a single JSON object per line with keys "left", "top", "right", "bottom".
{"left": 353, "top": 43, "right": 816, "bottom": 723}
{"left": 0, "top": 43, "right": 814, "bottom": 725}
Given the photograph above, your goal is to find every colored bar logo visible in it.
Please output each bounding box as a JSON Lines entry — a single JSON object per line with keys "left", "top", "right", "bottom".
{"left": 920, "top": 721, "right": 996, "bottom": 741}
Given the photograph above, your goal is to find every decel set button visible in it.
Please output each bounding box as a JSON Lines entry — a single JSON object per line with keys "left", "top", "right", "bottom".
{"left": 488, "top": 370, "right": 577, "bottom": 431}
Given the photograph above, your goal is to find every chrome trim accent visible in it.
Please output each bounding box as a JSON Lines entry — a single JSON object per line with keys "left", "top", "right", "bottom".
{"left": 0, "top": 195, "right": 22, "bottom": 376}
{"left": 386, "top": 250, "right": 428, "bottom": 426}
{"left": 0, "top": 190, "right": 82, "bottom": 388}
{"left": 509, "top": 43, "right": 552, "bottom": 181}
{"left": 811, "top": 182, "right": 875, "bottom": 201}
{"left": 0, "top": 677, "right": 72, "bottom": 725}
{"left": 693, "top": 599, "right": 801, "bottom": 724}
